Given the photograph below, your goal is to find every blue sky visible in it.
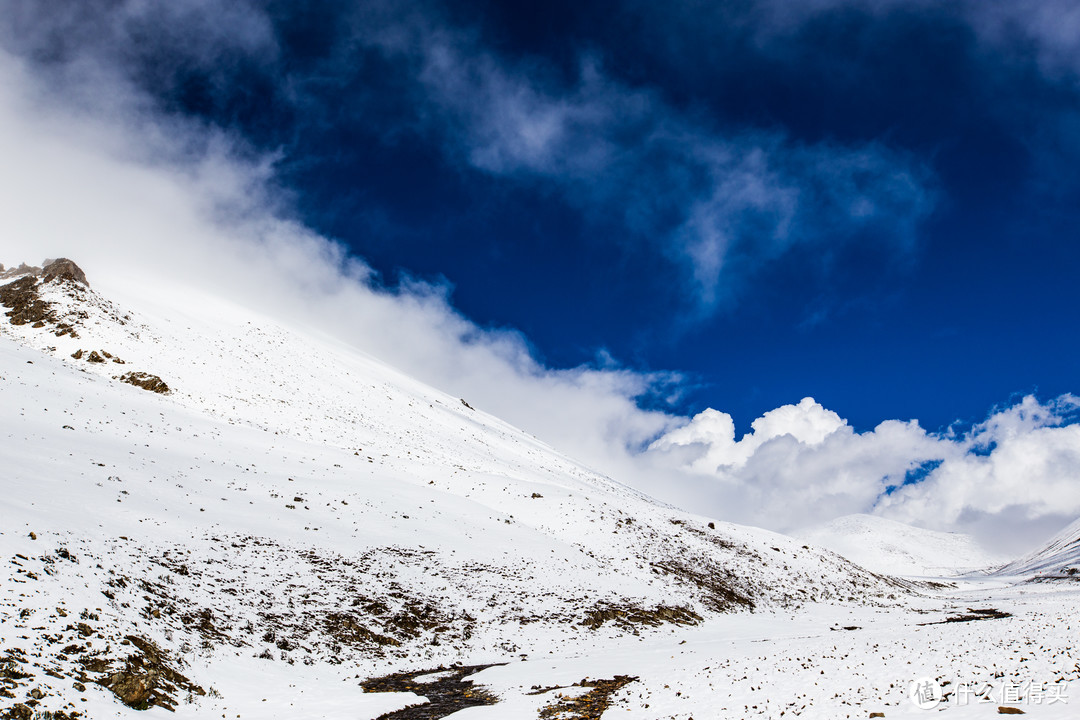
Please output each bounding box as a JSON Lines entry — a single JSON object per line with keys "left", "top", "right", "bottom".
{"left": 69, "top": 0, "right": 1076, "bottom": 435}
{"left": 3, "top": 0, "right": 1080, "bottom": 550}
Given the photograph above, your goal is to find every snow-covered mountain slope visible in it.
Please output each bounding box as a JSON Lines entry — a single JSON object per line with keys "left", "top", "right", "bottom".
{"left": 994, "top": 517, "right": 1080, "bottom": 579}
{"left": 795, "top": 513, "right": 1009, "bottom": 577}
{"left": 3, "top": 260, "right": 1080, "bottom": 719}
{"left": 0, "top": 260, "right": 921, "bottom": 717}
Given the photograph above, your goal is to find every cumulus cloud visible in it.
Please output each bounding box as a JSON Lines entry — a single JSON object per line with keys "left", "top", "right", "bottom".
{"left": 646, "top": 395, "right": 1080, "bottom": 553}
{"left": 650, "top": 397, "right": 845, "bottom": 471}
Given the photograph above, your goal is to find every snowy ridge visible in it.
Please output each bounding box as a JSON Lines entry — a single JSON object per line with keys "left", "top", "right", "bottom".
{"left": 0, "top": 262, "right": 922, "bottom": 718}
{"left": 995, "top": 517, "right": 1080, "bottom": 579}
{"left": 3, "top": 261, "right": 1080, "bottom": 719}
{"left": 796, "top": 513, "right": 1009, "bottom": 577}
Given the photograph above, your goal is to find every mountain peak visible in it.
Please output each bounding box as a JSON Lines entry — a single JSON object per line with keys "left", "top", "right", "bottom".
{"left": 41, "top": 257, "right": 89, "bottom": 287}
{"left": 0, "top": 257, "right": 88, "bottom": 287}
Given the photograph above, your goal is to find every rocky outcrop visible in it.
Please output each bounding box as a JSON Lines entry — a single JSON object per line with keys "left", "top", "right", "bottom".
{"left": 0, "top": 262, "right": 42, "bottom": 281}
{"left": 117, "top": 371, "right": 170, "bottom": 394}
{"left": 0, "top": 258, "right": 88, "bottom": 336}
{"left": 42, "top": 258, "right": 89, "bottom": 287}
{"left": 92, "top": 635, "right": 204, "bottom": 711}
{"left": 0, "top": 276, "right": 55, "bottom": 326}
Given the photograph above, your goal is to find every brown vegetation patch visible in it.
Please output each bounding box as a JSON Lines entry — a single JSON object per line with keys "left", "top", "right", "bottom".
{"left": 324, "top": 612, "right": 401, "bottom": 647}
{"left": 117, "top": 372, "right": 170, "bottom": 394}
{"left": 580, "top": 602, "right": 701, "bottom": 631}
{"left": 537, "top": 675, "right": 638, "bottom": 719}
{"left": 650, "top": 559, "right": 755, "bottom": 612}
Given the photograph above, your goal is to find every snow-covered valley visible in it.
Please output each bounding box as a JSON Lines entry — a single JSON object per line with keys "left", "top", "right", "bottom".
{"left": 2, "top": 261, "right": 1078, "bottom": 719}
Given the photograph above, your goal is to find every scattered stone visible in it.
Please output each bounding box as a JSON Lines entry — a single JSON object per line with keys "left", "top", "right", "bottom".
{"left": 998, "top": 707, "right": 1025, "bottom": 715}
{"left": 116, "top": 372, "right": 170, "bottom": 394}
{"left": 3, "top": 703, "right": 32, "bottom": 720}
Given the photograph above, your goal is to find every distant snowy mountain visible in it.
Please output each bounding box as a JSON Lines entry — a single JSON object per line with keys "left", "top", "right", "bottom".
{"left": 796, "top": 513, "right": 1008, "bottom": 577}
{"left": 0, "top": 259, "right": 919, "bottom": 718}
{"left": 994, "top": 517, "right": 1080, "bottom": 578}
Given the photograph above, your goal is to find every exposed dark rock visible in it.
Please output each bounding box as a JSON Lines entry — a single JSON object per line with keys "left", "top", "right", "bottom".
{"left": 42, "top": 258, "right": 89, "bottom": 287}
{"left": 0, "top": 276, "right": 55, "bottom": 326}
{"left": 0, "top": 262, "right": 41, "bottom": 280}
{"left": 90, "top": 635, "right": 204, "bottom": 711}
{"left": 1, "top": 703, "right": 33, "bottom": 720}
{"left": 580, "top": 602, "right": 701, "bottom": 631}
{"left": 324, "top": 612, "right": 401, "bottom": 648}
{"left": 918, "top": 608, "right": 1012, "bottom": 626}
{"left": 649, "top": 559, "right": 755, "bottom": 612}
{"left": 117, "top": 372, "right": 170, "bottom": 394}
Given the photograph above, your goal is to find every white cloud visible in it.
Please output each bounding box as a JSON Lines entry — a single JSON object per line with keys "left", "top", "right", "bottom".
{"left": 735, "top": 0, "right": 1080, "bottom": 82}
{"left": 0, "top": 4, "right": 1075, "bottom": 558}
{"left": 649, "top": 397, "right": 845, "bottom": 471}
{"left": 879, "top": 396, "right": 1080, "bottom": 530}
{"left": 0, "top": 42, "right": 681, "bottom": 489}
{"left": 348, "top": 13, "right": 936, "bottom": 311}
{"left": 0, "top": 0, "right": 937, "bottom": 315}
{"left": 647, "top": 394, "right": 1080, "bottom": 553}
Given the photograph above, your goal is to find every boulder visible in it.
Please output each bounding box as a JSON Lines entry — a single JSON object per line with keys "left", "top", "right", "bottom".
{"left": 42, "top": 258, "right": 89, "bottom": 287}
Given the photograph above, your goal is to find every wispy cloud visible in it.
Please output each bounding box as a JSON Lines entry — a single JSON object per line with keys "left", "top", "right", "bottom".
{"left": 1, "top": 0, "right": 1074, "bottom": 558}
{"left": 724, "top": 0, "right": 1080, "bottom": 79}
{"left": 1, "top": 0, "right": 937, "bottom": 315}
{"left": 0, "top": 39, "right": 681, "bottom": 488}
{"left": 390, "top": 29, "right": 935, "bottom": 310}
